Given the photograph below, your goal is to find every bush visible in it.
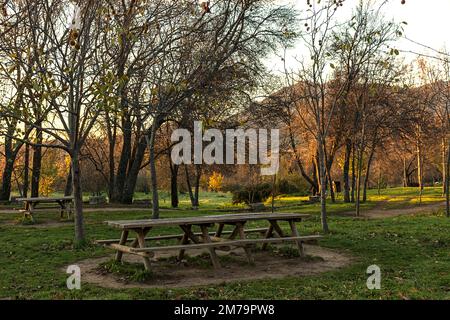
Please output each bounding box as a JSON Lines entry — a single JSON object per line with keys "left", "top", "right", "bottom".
{"left": 208, "top": 172, "right": 224, "bottom": 192}
{"left": 276, "top": 179, "right": 300, "bottom": 194}
{"left": 232, "top": 183, "right": 274, "bottom": 205}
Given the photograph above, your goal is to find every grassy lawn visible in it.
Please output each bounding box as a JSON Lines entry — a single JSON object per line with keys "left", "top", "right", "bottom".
{"left": 0, "top": 186, "right": 448, "bottom": 300}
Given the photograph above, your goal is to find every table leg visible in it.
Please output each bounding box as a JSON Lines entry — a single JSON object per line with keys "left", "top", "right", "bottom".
{"left": 67, "top": 202, "right": 73, "bottom": 220}
{"left": 236, "top": 222, "right": 254, "bottom": 265}
{"left": 215, "top": 223, "right": 225, "bottom": 237}
{"left": 200, "top": 225, "right": 221, "bottom": 269}
{"left": 136, "top": 228, "right": 152, "bottom": 271}
{"left": 262, "top": 224, "right": 274, "bottom": 250}
{"left": 180, "top": 225, "right": 201, "bottom": 243}
{"left": 29, "top": 203, "right": 35, "bottom": 223}
{"left": 178, "top": 225, "right": 191, "bottom": 261}
{"left": 115, "top": 230, "right": 129, "bottom": 262}
{"left": 58, "top": 201, "right": 65, "bottom": 219}
{"left": 289, "top": 220, "right": 305, "bottom": 257}
{"left": 269, "top": 220, "right": 285, "bottom": 238}
{"left": 228, "top": 225, "right": 240, "bottom": 240}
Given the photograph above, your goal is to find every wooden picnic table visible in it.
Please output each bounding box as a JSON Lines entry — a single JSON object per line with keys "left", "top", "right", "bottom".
{"left": 16, "top": 196, "right": 74, "bottom": 221}
{"left": 98, "top": 213, "right": 321, "bottom": 271}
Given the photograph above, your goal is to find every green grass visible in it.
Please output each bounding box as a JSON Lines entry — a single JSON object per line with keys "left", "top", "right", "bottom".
{"left": 0, "top": 187, "right": 448, "bottom": 300}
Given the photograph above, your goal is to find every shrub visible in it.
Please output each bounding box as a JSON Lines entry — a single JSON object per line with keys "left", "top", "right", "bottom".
{"left": 208, "top": 172, "right": 224, "bottom": 192}
{"left": 276, "top": 179, "right": 300, "bottom": 194}
{"left": 232, "top": 183, "right": 274, "bottom": 205}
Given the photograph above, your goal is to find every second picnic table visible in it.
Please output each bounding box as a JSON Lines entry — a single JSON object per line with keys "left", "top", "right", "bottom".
{"left": 16, "top": 196, "right": 74, "bottom": 221}
{"left": 97, "top": 213, "right": 321, "bottom": 270}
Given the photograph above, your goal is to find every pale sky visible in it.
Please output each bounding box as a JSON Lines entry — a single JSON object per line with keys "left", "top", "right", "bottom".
{"left": 267, "top": 0, "right": 450, "bottom": 74}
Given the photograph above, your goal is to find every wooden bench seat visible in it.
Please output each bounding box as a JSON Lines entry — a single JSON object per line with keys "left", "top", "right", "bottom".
{"left": 102, "top": 235, "right": 323, "bottom": 254}
{"left": 96, "top": 228, "right": 270, "bottom": 245}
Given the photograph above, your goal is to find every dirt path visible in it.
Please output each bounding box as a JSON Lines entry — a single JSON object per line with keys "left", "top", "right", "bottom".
{"left": 74, "top": 244, "right": 353, "bottom": 290}
{"left": 338, "top": 201, "right": 445, "bottom": 219}
{"left": 0, "top": 207, "right": 159, "bottom": 215}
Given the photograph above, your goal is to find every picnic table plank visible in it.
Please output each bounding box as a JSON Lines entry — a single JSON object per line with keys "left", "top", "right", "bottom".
{"left": 130, "top": 236, "right": 323, "bottom": 253}
{"left": 16, "top": 196, "right": 74, "bottom": 202}
{"left": 105, "top": 213, "right": 309, "bottom": 229}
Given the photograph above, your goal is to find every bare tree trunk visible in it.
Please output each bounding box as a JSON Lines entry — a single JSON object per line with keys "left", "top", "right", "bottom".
{"left": 377, "top": 164, "right": 382, "bottom": 196}
{"left": 65, "top": 167, "right": 73, "bottom": 197}
{"left": 446, "top": 138, "right": 450, "bottom": 217}
{"left": 0, "top": 156, "right": 15, "bottom": 201}
{"left": 71, "top": 152, "right": 85, "bottom": 244}
{"left": 313, "top": 152, "right": 322, "bottom": 195}
{"left": 312, "top": 158, "right": 319, "bottom": 195}
{"left": 442, "top": 137, "right": 447, "bottom": 196}
{"left": 193, "top": 165, "right": 202, "bottom": 209}
{"left": 31, "top": 130, "right": 43, "bottom": 198}
{"left": 0, "top": 135, "right": 18, "bottom": 201}
{"left": 355, "top": 145, "right": 364, "bottom": 217}
{"left": 351, "top": 143, "right": 356, "bottom": 203}
{"left": 318, "top": 137, "right": 329, "bottom": 234}
{"left": 148, "top": 124, "right": 160, "bottom": 219}
{"left": 417, "top": 135, "right": 423, "bottom": 204}
{"left": 23, "top": 144, "right": 30, "bottom": 198}
{"left": 184, "top": 165, "right": 196, "bottom": 207}
{"left": 106, "top": 116, "right": 117, "bottom": 202}
{"left": 170, "top": 163, "right": 179, "bottom": 208}
{"left": 288, "top": 127, "right": 318, "bottom": 193}
{"left": 403, "top": 157, "right": 408, "bottom": 188}
{"left": 343, "top": 139, "right": 352, "bottom": 203}
{"left": 363, "top": 145, "right": 375, "bottom": 202}
{"left": 326, "top": 154, "right": 336, "bottom": 203}
{"left": 112, "top": 115, "right": 132, "bottom": 203}
{"left": 356, "top": 120, "right": 366, "bottom": 217}
{"left": 122, "top": 135, "right": 147, "bottom": 204}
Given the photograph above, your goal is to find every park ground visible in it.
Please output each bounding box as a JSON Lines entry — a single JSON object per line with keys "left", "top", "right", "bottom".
{"left": 0, "top": 187, "right": 449, "bottom": 300}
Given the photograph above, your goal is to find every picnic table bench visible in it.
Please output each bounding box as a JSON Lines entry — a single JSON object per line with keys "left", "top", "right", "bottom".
{"left": 16, "top": 196, "right": 74, "bottom": 221}
{"left": 97, "top": 213, "right": 322, "bottom": 271}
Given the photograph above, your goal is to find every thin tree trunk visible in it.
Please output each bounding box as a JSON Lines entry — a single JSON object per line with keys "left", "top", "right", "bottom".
{"left": 193, "top": 165, "right": 202, "bottom": 209}
{"left": 0, "top": 155, "right": 15, "bottom": 201}
{"left": 31, "top": 130, "right": 43, "bottom": 198}
{"left": 122, "top": 135, "right": 147, "bottom": 204}
{"left": 377, "top": 164, "right": 382, "bottom": 196}
{"left": 442, "top": 137, "right": 446, "bottom": 196}
{"left": 318, "top": 137, "right": 329, "bottom": 234}
{"left": 446, "top": 138, "right": 450, "bottom": 217}
{"left": 71, "top": 152, "right": 85, "bottom": 244}
{"left": 363, "top": 145, "right": 375, "bottom": 203}
{"left": 312, "top": 158, "right": 319, "bottom": 195}
{"left": 112, "top": 115, "right": 132, "bottom": 203}
{"left": 326, "top": 165, "right": 335, "bottom": 203}
{"left": 343, "top": 139, "right": 352, "bottom": 203}
{"left": 355, "top": 145, "right": 364, "bottom": 217}
{"left": 65, "top": 167, "right": 73, "bottom": 197}
{"left": 356, "top": 120, "right": 366, "bottom": 217}
{"left": 23, "top": 144, "right": 30, "bottom": 198}
{"left": 170, "top": 163, "right": 179, "bottom": 208}
{"left": 417, "top": 133, "right": 423, "bottom": 204}
{"left": 351, "top": 143, "right": 356, "bottom": 203}
{"left": 288, "top": 126, "right": 318, "bottom": 193}
{"left": 106, "top": 117, "right": 117, "bottom": 202}
{"left": 184, "top": 165, "right": 195, "bottom": 207}
{"left": 403, "top": 157, "right": 408, "bottom": 188}
{"left": 148, "top": 123, "right": 160, "bottom": 219}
